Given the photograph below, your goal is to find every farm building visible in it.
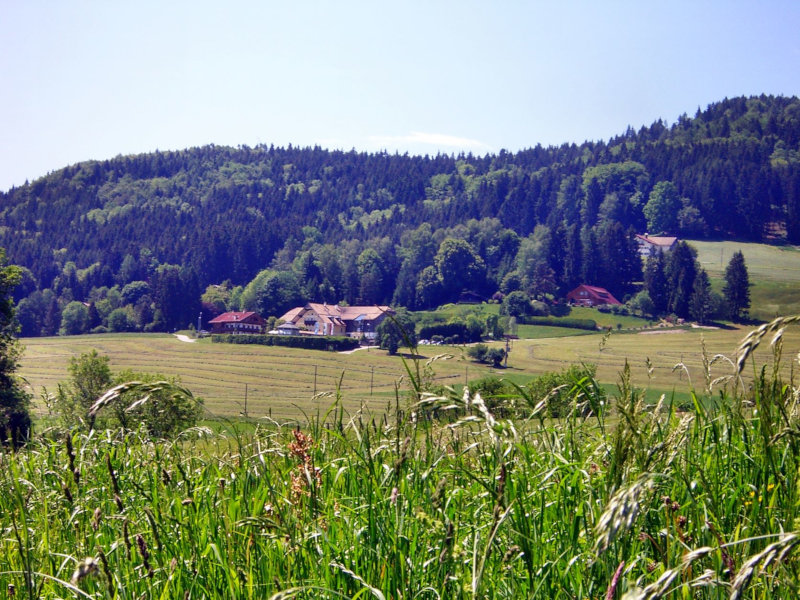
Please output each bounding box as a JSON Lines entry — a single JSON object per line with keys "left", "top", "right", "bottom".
{"left": 208, "top": 311, "right": 267, "bottom": 334}
{"left": 635, "top": 234, "right": 678, "bottom": 256}
{"left": 566, "top": 284, "right": 621, "bottom": 307}
{"left": 278, "top": 303, "right": 394, "bottom": 341}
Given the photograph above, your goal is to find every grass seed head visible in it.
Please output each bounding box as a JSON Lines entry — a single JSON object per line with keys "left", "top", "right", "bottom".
{"left": 70, "top": 557, "right": 99, "bottom": 585}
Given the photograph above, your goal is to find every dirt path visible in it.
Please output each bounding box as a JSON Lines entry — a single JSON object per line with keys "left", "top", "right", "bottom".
{"left": 339, "top": 345, "right": 379, "bottom": 354}
{"left": 174, "top": 334, "right": 196, "bottom": 343}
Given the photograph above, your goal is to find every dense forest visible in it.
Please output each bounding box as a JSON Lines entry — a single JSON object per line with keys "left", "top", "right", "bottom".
{"left": 2, "top": 95, "right": 800, "bottom": 336}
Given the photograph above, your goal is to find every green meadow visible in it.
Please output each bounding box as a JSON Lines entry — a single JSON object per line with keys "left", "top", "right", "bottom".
{"left": 18, "top": 320, "right": 800, "bottom": 422}
{"left": 689, "top": 239, "right": 800, "bottom": 319}
{"left": 4, "top": 317, "right": 800, "bottom": 598}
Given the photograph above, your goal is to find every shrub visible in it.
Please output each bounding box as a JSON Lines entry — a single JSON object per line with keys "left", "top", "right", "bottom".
{"left": 466, "top": 343, "right": 489, "bottom": 362}
{"left": 530, "top": 300, "right": 550, "bottom": 317}
{"left": 525, "top": 364, "right": 601, "bottom": 418}
{"left": 486, "top": 347, "right": 506, "bottom": 367}
{"left": 501, "top": 290, "right": 532, "bottom": 317}
{"left": 106, "top": 370, "right": 204, "bottom": 438}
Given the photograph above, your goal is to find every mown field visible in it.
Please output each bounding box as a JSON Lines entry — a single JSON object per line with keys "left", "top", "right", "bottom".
{"left": 18, "top": 322, "right": 800, "bottom": 422}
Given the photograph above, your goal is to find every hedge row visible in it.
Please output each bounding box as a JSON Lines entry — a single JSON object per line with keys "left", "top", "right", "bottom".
{"left": 211, "top": 334, "right": 360, "bottom": 351}
{"left": 516, "top": 316, "right": 598, "bottom": 330}
{"left": 418, "top": 322, "right": 482, "bottom": 343}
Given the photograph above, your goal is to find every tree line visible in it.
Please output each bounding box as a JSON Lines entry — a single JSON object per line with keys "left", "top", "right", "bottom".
{"left": 0, "top": 95, "right": 792, "bottom": 335}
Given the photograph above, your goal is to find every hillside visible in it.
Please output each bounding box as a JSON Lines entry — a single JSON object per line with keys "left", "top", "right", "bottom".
{"left": 3, "top": 95, "right": 800, "bottom": 335}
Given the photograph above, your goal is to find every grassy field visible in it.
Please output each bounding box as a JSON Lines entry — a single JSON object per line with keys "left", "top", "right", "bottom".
{"left": 688, "top": 239, "right": 800, "bottom": 319}
{"left": 18, "top": 322, "right": 800, "bottom": 422}
{"left": 3, "top": 340, "right": 800, "bottom": 598}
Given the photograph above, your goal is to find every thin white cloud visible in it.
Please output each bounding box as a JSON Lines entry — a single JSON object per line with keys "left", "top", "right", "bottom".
{"left": 368, "top": 131, "right": 492, "bottom": 151}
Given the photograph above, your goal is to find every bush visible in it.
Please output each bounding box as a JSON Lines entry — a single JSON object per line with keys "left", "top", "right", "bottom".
{"left": 466, "top": 343, "right": 489, "bottom": 362}
{"left": 107, "top": 370, "right": 204, "bottom": 438}
{"left": 469, "top": 375, "right": 515, "bottom": 412}
{"left": 486, "top": 347, "right": 506, "bottom": 367}
{"left": 530, "top": 300, "right": 550, "bottom": 317}
{"left": 376, "top": 309, "right": 417, "bottom": 355}
{"left": 525, "top": 364, "right": 601, "bottom": 418}
{"left": 212, "top": 334, "right": 359, "bottom": 352}
{"left": 501, "top": 290, "right": 531, "bottom": 317}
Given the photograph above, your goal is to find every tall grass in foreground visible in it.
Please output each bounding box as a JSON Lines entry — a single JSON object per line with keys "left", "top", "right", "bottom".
{"left": 1, "top": 318, "right": 800, "bottom": 599}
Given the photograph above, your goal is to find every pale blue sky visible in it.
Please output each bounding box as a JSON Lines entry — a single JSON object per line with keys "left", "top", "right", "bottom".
{"left": 1, "top": 1, "right": 799, "bottom": 191}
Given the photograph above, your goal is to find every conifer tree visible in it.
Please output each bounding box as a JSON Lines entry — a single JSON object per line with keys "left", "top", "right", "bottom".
{"left": 723, "top": 250, "right": 751, "bottom": 321}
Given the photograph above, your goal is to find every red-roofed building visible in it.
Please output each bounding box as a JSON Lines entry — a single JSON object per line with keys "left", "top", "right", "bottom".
{"left": 566, "top": 284, "right": 621, "bottom": 307}
{"left": 278, "top": 303, "right": 394, "bottom": 341}
{"left": 208, "top": 311, "right": 267, "bottom": 334}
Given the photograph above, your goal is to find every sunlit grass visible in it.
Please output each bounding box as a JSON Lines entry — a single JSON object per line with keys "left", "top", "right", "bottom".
{"left": 3, "top": 318, "right": 800, "bottom": 598}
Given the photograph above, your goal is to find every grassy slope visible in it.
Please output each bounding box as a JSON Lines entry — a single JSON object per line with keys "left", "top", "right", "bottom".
{"left": 688, "top": 239, "right": 800, "bottom": 319}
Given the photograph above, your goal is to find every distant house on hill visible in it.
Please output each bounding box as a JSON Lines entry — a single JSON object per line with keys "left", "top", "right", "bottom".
{"left": 278, "top": 303, "right": 394, "bottom": 341}
{"left": 635, "top": 234, "right": 678, "bottom": 256}
{"left": 208, "top": 311, "right": 267, "bottom": 334}
{"left": 566, "top": 284, "right": 621, "bottom": 307}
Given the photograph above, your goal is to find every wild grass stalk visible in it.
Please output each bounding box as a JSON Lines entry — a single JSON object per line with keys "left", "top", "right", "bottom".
{"left": 0, "top": 317, "right": 799, "bottom": 597}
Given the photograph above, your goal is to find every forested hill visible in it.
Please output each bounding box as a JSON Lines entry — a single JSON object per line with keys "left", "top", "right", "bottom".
{"left": 3, "top": 95, "right": 800, "bottom": 336}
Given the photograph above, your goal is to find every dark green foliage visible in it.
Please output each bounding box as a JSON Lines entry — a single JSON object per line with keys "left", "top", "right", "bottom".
{"left": 466, "top": 343, "right": 489, "bottom": 362}
{"left": 644, "top": 251, "right": 669, "bottom": 315}
{"left": 643, "top": 181, "right": 682, "bottom": 234}
{"left": 434, "top": 238, "right": 487, "bottom": 303}
{"left": 107, "top": 370, "right": 203, "bottom": 438}
{"left": 689, "top": 269, "right": 713, "bottom": 324}
{"left": 240, "top": 270, "right": 302, "bottom": 318}
{"left": 469, "top": 375, "right": 515, "bottom": 411}
{"left": 665, "top": 241, "right": 699, "bottom": 318}
{"left": 486, "top": 347, "right": 506, "bottom": 367}
{"left": 53, "top": 349, "right": 113, "bottom": 430}
{"left": 500, "top": 290, "right": 531, "bottom": 317}
{"left": 419, "top": 322, "right": 481, "bottom": 344}
{"left": 59, "top": 301, "right": 90, "bottom": 335}
{"left": 723, "top": 250, "right": 751, "bottom": 321}
{"left": 0, "top": 249, "right": 31, "bottom": 445}
{"left": 3, "top": 95, "right": 800, "bottom": 336}
{"left": 211, "top": 333, "right": 359, "bottom": 351}
{"left": 376, "top": 309, "right": 417, "bottom": 355}
{"left": 525, "top": 363, "right": 601, "bottom": 417}
{"left": 516, "top": 316, "right": 598, "bottom": 330}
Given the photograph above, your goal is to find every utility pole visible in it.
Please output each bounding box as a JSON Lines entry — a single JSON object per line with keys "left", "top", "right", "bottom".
{"left": 243, "top": 383, "right": 248, "bottom": 417}
{"left": 370, "top": 366, "right": 374, "bottom": 396}
{"left": 197, "top": 312, "right": 202, "bottom": 336}
{"left": 314, "top": 365, "right": 318, "bottom": 396}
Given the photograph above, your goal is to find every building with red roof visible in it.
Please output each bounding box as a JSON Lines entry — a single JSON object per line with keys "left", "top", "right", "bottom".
{"left": 208, "top": 311, "right": 267, "bottom": 334}
{"left": 566, "top": 284, "right": 621, "bottom": 307}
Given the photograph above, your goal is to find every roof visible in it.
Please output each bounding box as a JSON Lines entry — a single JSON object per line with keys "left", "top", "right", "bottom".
{"left": 567, "top": 284, "right": 621, "bottom": 305}
{"left": 208, "top": 311, "right": 264, "bottom": 324}
{"left": 279, "top": 304, "right": 394, "bottom": 325}
{"left": 636, "top": 234, "right": 678, "bottom": 247}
